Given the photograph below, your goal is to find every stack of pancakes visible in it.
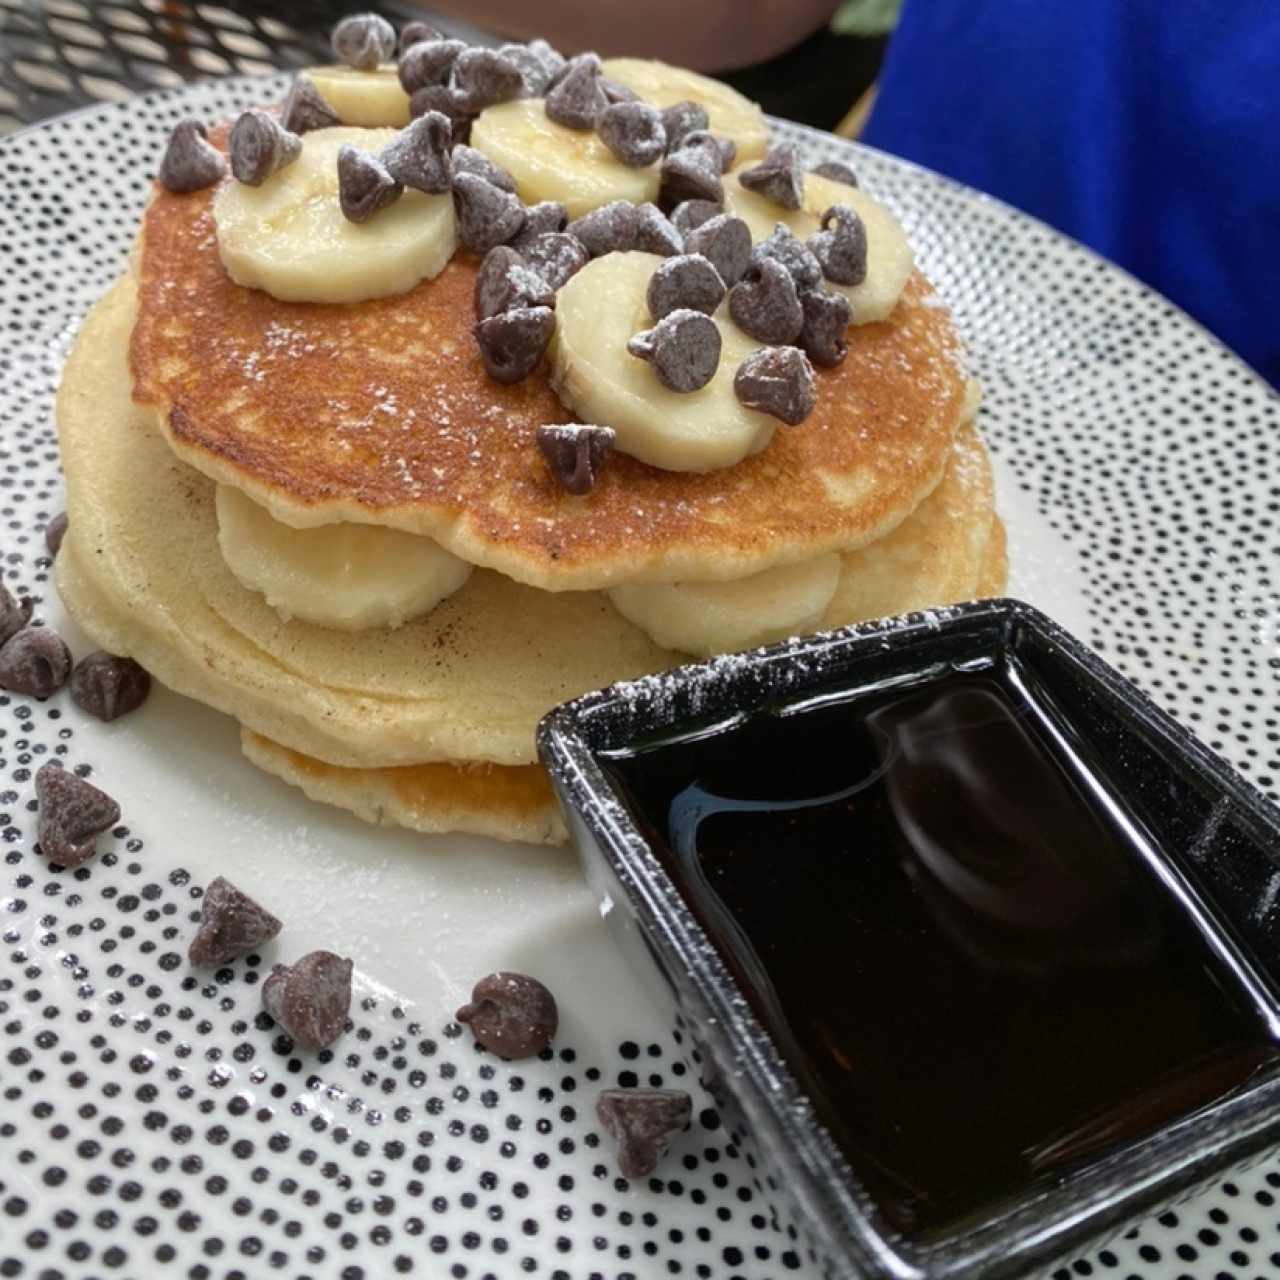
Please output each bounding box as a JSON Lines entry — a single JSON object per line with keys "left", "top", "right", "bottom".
{"left": 55, "top": 93, "right": 1005, "bottom": 847}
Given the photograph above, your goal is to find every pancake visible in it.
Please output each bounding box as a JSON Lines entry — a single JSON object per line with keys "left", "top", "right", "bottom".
{"left": 131, "top": 159, "right": 969, "bottom": 591}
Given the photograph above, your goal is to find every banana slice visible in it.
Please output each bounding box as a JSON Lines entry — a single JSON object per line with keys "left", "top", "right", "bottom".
{"left": 301, "top": 64, "right": 411, "bottom": 128}
{"left": 724, "top": 170, "right": 914, "bottom": 323}
{"left": 213, "top": 127, "right": 457, "bottom": 304}
{"left": 609, "top": 554, "right": 840, "bottom": 656}
{"left": 551, "top": 251, "right": 776, "bottom": 472}
{"left": 470, "top": 98, "right": 659, "bottom": 219}
{"left": 600, "top": 58, "right": 769, "bottom": 161}
{"left": 216, "top": 484, "right": 472, "bottom": 631}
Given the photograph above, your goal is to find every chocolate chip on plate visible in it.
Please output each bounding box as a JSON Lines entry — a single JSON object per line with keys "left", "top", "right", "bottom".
{"left": 453, "top": 171, "right": 526, "bottom": 253}
{"left": 450, "top": 47, "right": 524, "bottom": 114}
{"left": 35, "top": 762, "right": 120, "bottom": 870}
{"left": 675, "top": 129, "right": 735, "bottom": 174}
{"left": 473, "top": 244, "right": 555, "bottom": 321}
{"left": 597, "top": 101, "right": 667, "bottom": 168}
{"left": 189, "top": 876, "right": 283, "bottom": 967}
{"left": 809, "top": 204, "right": 868, "bottom": 286}
{"left": 520, "top": 232, "right": 588, "bottom": 291}
{"left": 0, "top": 626, "right": 71, "bottom": 699}
{"left": 633, "top": 203, "right": 683, "bottom": 257}
{"left": 734, "top": 344, "right": 817, "bottom": 425}
{"left": 628, "top": 308, "right": 722, "bottom": 392}
{"left": 456, "top": 972, "right": 559, "bottom": 1058}
{"left": 280, "top": 77, "right": 340, "bottom": 135}
{"left": 647, "top": 253, "right": 725, "bottom": 321}
{"left": 669, "top": 198, "right": 722, "bottom": 237}
{"left": 596, "top": 1088, "right": 692, "bottom": 1179}
{"left": 44, "top": 512, "right": 68, "bottom": 557}
{"left": 811, "top": 159, "right": 859, "bottom": 187}
{"left": 737, "top": 143, "right": 804, "bottom": 210}
{"left": 450, "top": 144, "right": 517, "bottom": 194}
{"left": 337, "top": 145, "right": 402, "bottom": 223}
{"left": 660, "top": 100, "right": 709, "bottom": 152}
{"left": 474, "top": 306, "right": 556, "bottom": 383}
{"left": 659, "top": 148, "right": 723, "bottom": 208}
{"left": 685, "top": 212, "right": 752, "bottom": 287}
{"left": 381, "top": 112, "right": 453, "bottom": 194}
{"left": 537, "top": 424, "right": 616, "bottom": 496}
{"left": 799, "top": 287, "right": 853, "bottom": 367}
{"left": 70, "top": 651, "right": 152, "bottom": 722}
{"left": 565, "top": 201, "right": 638, "bottom": 257}
{"left": 729, "top": 257, "right": 803, "bottom": 344}
{"left": 262, "top": 951, "right": 353, "bottom": 1051}
{"left": 229, "top": 110, "right": 301, "bottom": 187}
{"left": 511, "top": 200, "right": 569, "bottom": 248}
{"left": 158, "top": 118, "right": 226, "bottom": 194}
{"left": 398, "top": 38, "right": 467, "bottom": 94}
{"left": 0, "top": 583, "right": 33, "bottom": 648}
{"left": 398, "top": 19, "right": 441, "bottom": 56}
{"left": 752, "top": 222, "right": 823, "bottom": 292}
{"left": 544, "top": 52, "right": 607, "bottom": 130}
{"left": 331, "top": 12, "right": 395, "bottom": 71}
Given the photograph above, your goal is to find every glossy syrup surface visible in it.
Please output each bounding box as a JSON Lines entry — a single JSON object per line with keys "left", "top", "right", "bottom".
{"left": 602, "top": 662, "right": 1279, "bottom": 1236}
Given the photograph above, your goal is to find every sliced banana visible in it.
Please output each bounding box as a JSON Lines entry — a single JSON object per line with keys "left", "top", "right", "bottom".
{"left": 216, "top": 484, "right": 472, "bottom": 632}
{"left": 600, "top": 57, "right": 769, "bottom": 161}
{"left": 213, "top": 127, "right": 457, "bottom": 304}
{"left": 609, "top": 554, "right": 840, "bottom": 656}
{"left": 470, "top": 98, "right": 658, "bottom": 219}
{"left": 724, "top": 170, "right": 915, "bottom": 323}
{"left": 301, "top": 64, "right": 411, "bottom": 128}
{"left": 551, "top": 251, "right": 776, "bottom": 472}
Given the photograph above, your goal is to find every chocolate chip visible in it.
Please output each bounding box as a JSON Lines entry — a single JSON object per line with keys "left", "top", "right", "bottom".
{"left": 381, "top": 112, "right": 452, "bottom": 194}
{"left": 44, "top": 512, "right": 68, "bottom": 557}
{"left": 281, "top": 77, "right": 340, "bottom": 135}
{"left": 660, "top": 100, "right": 709, "bottom": 152}
{"left": 450, "top": 144, "right": 517, "bottom": 193}
{"left": 752, "top": 222, "right": 822, "bottom": 292}
{"left": 456, "top": 972, "right": 558, "bottom": 1059}
{"left": 799, "top": 288, "right": 852, "bottom": 367}
{"left": 669, "top": 199, "right": 722, "bottom": 237}
{"left": 809, "top": 203, "right": 867, "bottom": 286}
{"left": 521, "top": 232, "right": 588, "bottom": 290}
{"left": 510, "top": 201, "right": 569, "bottom": 249}
{"left": 526, "top": 38, "right": 567, "bottom": 85}
{"left": 229, "top": 109, "right": 301, "bottom": 187}
{"left": 676, "top": 129, "right": 735, "bottom": 174}
{"left": 600, "top": 78, "right": 640, "bottom": 105}
{"left": 453, "top": 171, "right": 526, "bottom": 252}
{"left": 188, "top": 876, "right": 282, "bottom": 966}
{"left": 409, "top": 84, "right": 473, "bottom": 141}
{"left": 331, "top": 12, "right": 395, "bottom": 71}
{"left": 737, "top": 144, "right": 804, "bottom": 210}
{"left": 628, "top": 308, "right": 721, "bottom": 392}
{"left": 544, "top": 52, "right": 607, "bottom": 130}
{"left": 158, "top": 118, "right": 226, "bottom": 194}
{"left": 473, "top": 245, "right": 555, "bottom": 321}
{"left": 337, "top": 145, "right": 402, "bottom": 223}
{"left": 565, "top": 201, "right": 638, "bottom": 257}
{"left": 633, "top": 203, "right": 683, "bottom": 256}
{"left": 398, "top": 20, "right": 441, "bottom": 56}
{"left": 647, "top": 254, "right": 725, "bottom": 321}
{"left": 0, "top": 584, "right": 33, "bottom": 647}
{"left": 498, "top": 42, "right": 559, "bottom": 97}
{"left": 659, "top": 149, "right": 723, "bottom": 208}
{"left": 729, "top": 257, "right": 803, "bottom": 344}
{"left": 597, "top": 101, "right": 666, "bottom": 167}
{"left": 69, "top": 652, "right": 152, "bottom": 722}
{"left": 262, "top": 951, "right": 353, "bottom": 1051}
{"left": 450, "top": 47, "right": 524, "bottom": 114}
{"left": 0, "top": 627, "right": 71, "bottom": 698}
{"left": 734, "top": 345, "right": 817, "bottom": 425}
{"left": 474, "top": 306, "right": 555, "bottom": 383}
{"left": 811, "top": 159, "right": 859, "bottom": 187}
{"left": 398, "top": 38, "right": 466, "bottom": 94}
{"left": 35, "top": 763, "right": 120, "bottom": 870}
{"left": 596, "top": 1089, "right": 692, "bottom": 1179}
{"left": 685, "top": 212, "right": 751, "bottom": 287}
{"left": 537, "top": 424, "right": 616, "bottom": 496}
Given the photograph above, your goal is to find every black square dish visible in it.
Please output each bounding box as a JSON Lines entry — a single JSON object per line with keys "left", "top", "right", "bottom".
{"left": 537, "top": 599, "right": 1280, "bottom": 1278}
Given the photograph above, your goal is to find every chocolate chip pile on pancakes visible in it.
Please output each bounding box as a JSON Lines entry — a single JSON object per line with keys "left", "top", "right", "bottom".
{"left": 55, "top": 28, "right": 1005, "bottom": 845}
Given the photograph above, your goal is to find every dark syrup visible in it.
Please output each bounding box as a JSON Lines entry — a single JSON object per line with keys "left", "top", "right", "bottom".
{"left": 602, "top": 661, "right": 1279, "bottom": 1237}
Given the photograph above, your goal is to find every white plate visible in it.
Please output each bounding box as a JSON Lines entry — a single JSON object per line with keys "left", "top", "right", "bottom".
{"left": 1, "top": 72, "right": 1279, "bottom": 1280}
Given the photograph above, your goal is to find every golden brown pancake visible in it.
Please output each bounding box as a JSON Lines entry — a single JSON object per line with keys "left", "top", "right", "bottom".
{"left": 131, "top": 147, "right": 969, "bottom": 591}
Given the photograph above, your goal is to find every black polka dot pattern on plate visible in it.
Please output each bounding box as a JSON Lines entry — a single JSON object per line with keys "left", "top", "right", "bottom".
{"left": 0, "top": 75, "right": 1278, "bottom": 1280}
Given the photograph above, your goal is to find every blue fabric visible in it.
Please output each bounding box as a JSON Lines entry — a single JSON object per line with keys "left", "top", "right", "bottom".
{"left": 862, "top": 0, "right": 1280, "bottom": 386}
